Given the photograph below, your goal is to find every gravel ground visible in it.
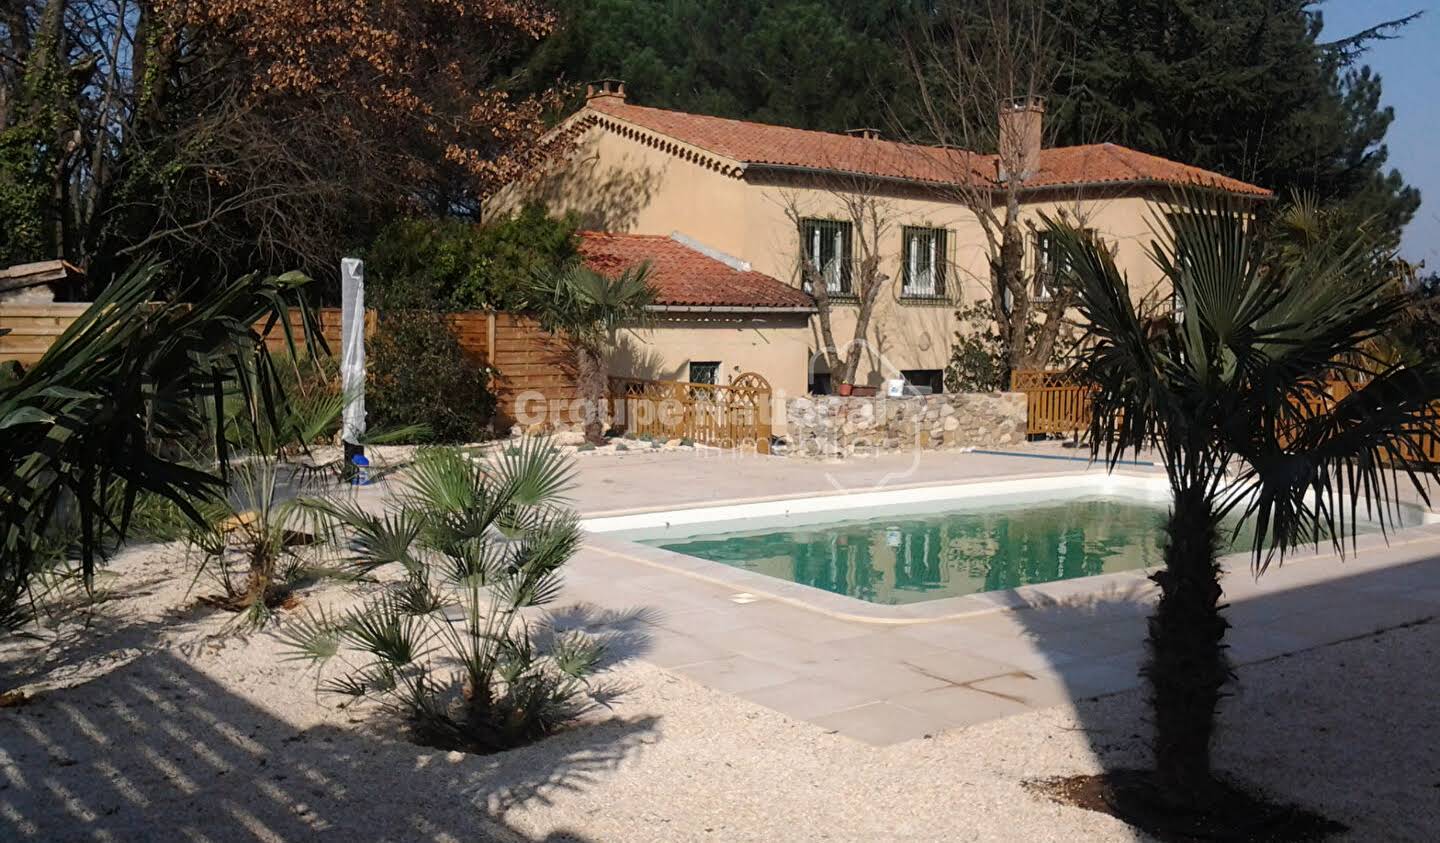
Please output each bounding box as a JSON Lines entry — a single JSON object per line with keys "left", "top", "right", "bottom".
{"left": 2, "top": 543, "right": 1438, "bottom": 843}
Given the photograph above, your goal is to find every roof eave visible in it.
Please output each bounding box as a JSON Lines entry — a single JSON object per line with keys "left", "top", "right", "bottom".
{"left": 647, "top": 304, "right": 816, "bottom": 314}
{"left": 584, "top": 107, "right": 746, "bottom": 177}
{"left": 742, "top": 162, "right": 1271, "bottom": 200}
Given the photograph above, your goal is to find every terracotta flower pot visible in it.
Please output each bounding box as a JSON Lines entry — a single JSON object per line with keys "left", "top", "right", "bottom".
{"left": 850, "top": 385, "right": 878, "bottom": 397}
{"left": 837, "top": 383, "right": 854, "bottom": 396}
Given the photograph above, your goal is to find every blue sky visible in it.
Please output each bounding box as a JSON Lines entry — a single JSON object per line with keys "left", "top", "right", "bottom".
{"left": 1319, "top": 1, "right": 1439, "bottom": 266}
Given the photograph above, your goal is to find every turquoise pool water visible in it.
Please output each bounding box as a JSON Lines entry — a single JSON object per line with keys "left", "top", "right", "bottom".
{"left": 638, "top": 495, "right": 1261, "bottom": 605}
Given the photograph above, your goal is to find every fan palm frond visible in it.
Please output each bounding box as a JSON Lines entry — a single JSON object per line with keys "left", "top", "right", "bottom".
{"left": 489, "top": 435, "right": 576, "bottom": 508}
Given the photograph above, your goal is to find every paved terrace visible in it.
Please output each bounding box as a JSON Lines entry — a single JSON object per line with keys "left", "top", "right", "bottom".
{"left": 550, "top": 447, "right": 1440, "bottom": 745}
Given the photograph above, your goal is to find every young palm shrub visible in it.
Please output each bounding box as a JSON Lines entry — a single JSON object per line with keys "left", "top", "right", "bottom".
{"left": 186, "top": 457, "right": 346, "bottom": 627}
{"left": 189, "top": 373, "right": 424, "bottom": 626}
{"left": 1044, "top": 193, "right": 1440, "bottom": 812}
{"left": 527, "top": 263, "right": 657, "bottom": 444}
{"left": 282, "top": 441, "right": 606, "bottom": 752}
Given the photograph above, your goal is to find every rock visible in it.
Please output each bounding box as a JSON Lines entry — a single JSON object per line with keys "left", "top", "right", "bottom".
{"left": 551, "top": 430, "right": 587, "bottom": 446}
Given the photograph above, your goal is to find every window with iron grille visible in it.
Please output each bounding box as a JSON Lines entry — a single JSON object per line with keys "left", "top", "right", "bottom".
{"left": 688, "top": 361, "right": 720, "bottom": 385}
{"left": 901, "top": 227, "right": 947, "bottom": 298}
{"left": 1033, "top": 231, "right": 1066, "bottom": 302}
{"left": 800, "top": 219, "right": 853, "bottom": 296}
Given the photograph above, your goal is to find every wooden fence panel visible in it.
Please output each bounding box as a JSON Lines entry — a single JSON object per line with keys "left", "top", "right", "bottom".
{"left": 0, "top": 303, "right": 93, "bottom": 365}
{"left": 1023, "top": 385, "right": 1093, "bottom": 436}
{"left": 1011, "top": 370, "right": 1086, "bottom": 436}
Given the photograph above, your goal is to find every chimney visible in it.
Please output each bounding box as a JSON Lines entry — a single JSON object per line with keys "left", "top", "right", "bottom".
{"left": 997, "top": 96, "right": 1045, "bottom": 183}
{"left": 585, "top": 78, "right": 627, "bottom": 102}
{"left": 845, "top": 128, "right": 882, "bottom": 140}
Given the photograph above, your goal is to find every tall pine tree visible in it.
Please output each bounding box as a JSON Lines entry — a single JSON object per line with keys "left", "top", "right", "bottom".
{"left": 1048, "top": 0, "right": 1418, "bottom": 245}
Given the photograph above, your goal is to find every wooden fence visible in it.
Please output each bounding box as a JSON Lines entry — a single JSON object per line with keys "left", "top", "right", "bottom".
{"left": 0, "top": 303, "right": 578, "bottom": 428}
{"left": 0, "top": 303, "right": 92, "bottom": 366}
{"left": 1012, "top": 370, "right": 1092, "bottom": 436}
{"left": 256, "top": 309, "right": 577, "bottom": 428}
{"left": 1013, "top": 370, "right": 1440, "bottom": 466}
{"left": 608, "top": 373, "right": 773, "bottom": 453}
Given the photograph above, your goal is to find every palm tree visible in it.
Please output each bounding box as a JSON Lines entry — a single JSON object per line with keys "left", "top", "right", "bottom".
{"left": 528, "top": 263, "right": 656, "bottom": 444}
{"left": 1045, "top": 193, "right": 1440, "bottom": 807}
{"left": 0, "top": 264, "right": 324, "bottom": 629}
{"left": 282, "top": 441, "right": 606, "bottom": 752}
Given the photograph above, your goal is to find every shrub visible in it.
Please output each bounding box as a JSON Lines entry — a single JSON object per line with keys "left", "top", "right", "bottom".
{"left": 365, "top": 205, "right": 579, "bottom": 313}
{"left": 282, "top": 444, "right": 606, "bottom": 753}
{"left": 185, "top": 459, "right": 336, "bottom": 627}
{"left": 944, "top": 303, "right": 1009, "bottom": 393}
{"left": 367, "top": 310, "right": 494, "bottom": 444}
{"left": 944, "top": 302, "right": 1076, "bottom": 392}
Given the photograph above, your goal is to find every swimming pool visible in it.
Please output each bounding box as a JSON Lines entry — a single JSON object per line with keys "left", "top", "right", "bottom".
{"left": 585, "top": 474, "right": 1432, "bottom": 606}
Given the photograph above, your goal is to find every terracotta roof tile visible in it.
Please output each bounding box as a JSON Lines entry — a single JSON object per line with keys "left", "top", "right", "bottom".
{"left": 578, "top": 231, "right": 815, "bottom": 310}
{"left": 585, "top": 98, "right": 1270, "bottom": 197}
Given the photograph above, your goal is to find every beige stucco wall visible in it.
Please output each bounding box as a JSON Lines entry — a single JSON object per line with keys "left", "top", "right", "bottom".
{"left": 497, "top": 106, "right": 1185, "bottom": 392}
{"left": 490, "top": 117, "right": 750, "bottom": 237}
{"left": 607, "top": 313, "right": 811, "bottom": 433}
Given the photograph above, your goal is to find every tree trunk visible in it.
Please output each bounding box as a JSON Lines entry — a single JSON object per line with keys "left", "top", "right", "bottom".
{"left": 808, "top": 269, "right": 847, "bottom": 381}
{"left": 841, "top": 256, "right": 886, "bottom": 385}
{"left": 241, "top": 543, "right": 272, "bottom": 608}
{"left": 1019, "top": 290, "right": 1079, "bottom": 370}
{"left": 993, "top": 189, "right": 1028, "bottom": 388}
{"left": 575, "top": 345, "right": 607, "bottom": 445}
{"left": 1146, "top": 483, "right": 1230, "bottom": 804}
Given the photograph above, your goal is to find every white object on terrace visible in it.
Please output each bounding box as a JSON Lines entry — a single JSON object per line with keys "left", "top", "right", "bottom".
{"left": 340, "top": 257, "right": 366, "bottom": 446}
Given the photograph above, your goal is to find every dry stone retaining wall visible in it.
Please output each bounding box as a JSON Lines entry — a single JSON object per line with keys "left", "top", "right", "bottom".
{"left": 784, "top": 393, "right": 1027, "bottom": 458}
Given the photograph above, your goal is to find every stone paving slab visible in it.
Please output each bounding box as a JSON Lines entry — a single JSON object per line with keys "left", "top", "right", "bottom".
{"left": 808, "top": 701, "right": 955, "bottom": 745}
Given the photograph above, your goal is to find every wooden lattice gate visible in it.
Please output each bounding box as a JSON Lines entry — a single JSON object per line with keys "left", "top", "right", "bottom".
{"left": 608, "top": 372, "right": 773, "bottom": 453}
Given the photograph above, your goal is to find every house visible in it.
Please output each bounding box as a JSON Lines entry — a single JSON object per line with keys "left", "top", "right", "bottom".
{"left": 493, "top": 79, "right": 1270, "bottom": 397}
{"left": 577, "top": 230, "right": 815, "bottom": 401}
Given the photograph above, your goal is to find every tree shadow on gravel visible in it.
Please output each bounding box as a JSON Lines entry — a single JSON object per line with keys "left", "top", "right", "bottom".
{"left": 1006, "top": 558, "right": 1440, "bottom": 841}
{"left": 0, "top": 650, "right": 660, "bottom": 842}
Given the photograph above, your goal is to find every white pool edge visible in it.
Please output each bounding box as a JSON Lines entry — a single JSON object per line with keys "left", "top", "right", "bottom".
{"left": 578, "top": 472, "right": 1440, "bottom": 624}
{"left": 581, "top": 472, "right": 1172, "bottom": 534}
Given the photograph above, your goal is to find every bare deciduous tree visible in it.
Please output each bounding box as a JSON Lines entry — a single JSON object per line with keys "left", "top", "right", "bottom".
{"left": 777, "top": 174, "right": 897, "bottom": 389}
{"left": 0, "top": 0, "right": 566, "bottom": 286}
{"left": 898, "top": 0, "right": 1082, "bottom": 382}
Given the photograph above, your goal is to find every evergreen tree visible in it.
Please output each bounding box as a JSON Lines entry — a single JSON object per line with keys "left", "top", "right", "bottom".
{"left": 520, "top": 0, "right": 915, "bottom": 133}
{"left": 524, "top": 1, "right": 1419, "bottom": 247}
{"left": 1049, "top": 0, "right": 1419, "bottom": 246}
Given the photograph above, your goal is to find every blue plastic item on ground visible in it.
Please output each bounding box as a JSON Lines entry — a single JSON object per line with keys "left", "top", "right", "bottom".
{"left": 350, "top": 454, "right": 370, "bottom": 486}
